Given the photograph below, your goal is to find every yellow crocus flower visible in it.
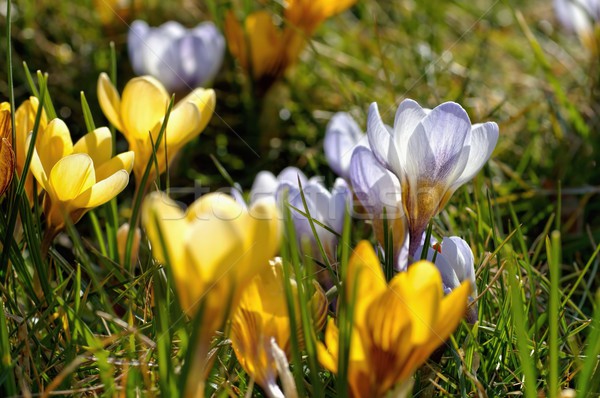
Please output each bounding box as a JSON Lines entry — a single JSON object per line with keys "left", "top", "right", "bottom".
{"left": 141, "top": 191, "right": 281, "bottom": 397}
{"left": 230, "top": 257, "right": 327, "bottom": 397}
{"left": 285, "top": 0, "right": 357, "bottom": 35}
{"left": 0, "top": 102, "right": 15, "bottom": 197}
{"left": 28, "top": 119, "right": 134, "bottom": 237}
{"left": 317, "top": 241, "right": 471, "bottom": 398}
{"left": 97, "top": 73, "right": 215, "bottom": 182}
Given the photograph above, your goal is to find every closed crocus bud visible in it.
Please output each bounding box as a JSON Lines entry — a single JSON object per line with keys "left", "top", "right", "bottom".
{"left": 276, "top": 177, "right": 351, "bottom": 264}
{"left": 28, "top": 120, "right": 134, "bottom": 240}
{"left": 128, "top": 20, "right": 225, "bottom": 93}
{"left": 416, "top": 236, "right": 478, "bottom": 323}
{"left": 367, "top": 100, "right": 498, "bottom": 256}
{"left": 117, "top": 223, "right": 141, "bottom": 267}
{"left": 324, "top": 112, "right": 366, "bottom": 180}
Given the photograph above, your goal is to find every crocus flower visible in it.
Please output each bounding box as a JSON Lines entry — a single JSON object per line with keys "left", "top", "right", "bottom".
{"left": 28, "top": 120, "right": 134, "bottom": 237}
{"left": 367, "top": 99, "right": 499, "bottom": 256}
{"left": 317, "top": 241, "right": 471, "bottom": 398}
{"left": 97, "top": 73, "right": 215, "bottom": 182}
{"left": 225, "top": 0, "right": 355, "bottom": 94}
{"left": 284, "top": 0, "right": 357, "bottom": 35}
{"left": 324, "top": 112, "right": 366, "bottom": 180}
{"left": 225, "top": 10, "right": 305, "bottom": 93}
{"left": 0, "top": 103, "right": 15, "bottom": 197}
{"left": 117, "top": 222, "right": 141, "bottom": 267}
{"left": 247, "top": 166, "right": 308, "bottom": 205}
{"left": 416, "top": 236, "right": 478, "bottom": 323}
{"left": 349, "top": 145, "right": 407, "bottom": 267}
{"left": 277, "top": 177, "right": 351, "bottom": 264}
{"left": 142, "top": 191, "right": 281, "bottom": 395}
{"left": 128, "top": 20, "right": 225, "bottom": 93}
{"left": 230, "top": 257, "right": 327, "bottom": 398}
{"left": 555, "top": 0, "right": 600, "bottom": 51}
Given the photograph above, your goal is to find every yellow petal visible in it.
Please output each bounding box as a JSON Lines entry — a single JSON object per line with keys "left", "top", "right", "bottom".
{"left": 167, "top": 88, "right": 215, "bottom": 147}
{"left": 121, "top": 76, "right": 169, "bottom": 141}
{"left": 27, "top": 134, "right": 49, "bottom": 192}
{"left": 49, "top": 153, "right": 96, "bottom": 202}
{"left": 36, "top": 119, "right": 74, "bottom": 176}
{"left": 391, "top": 260, "right": 442, "bottom": 345}
{"left": 72, "top": 169, "right": 129, "bottom": 209}
{"left": 224, "top": 11, "right": 249, "bottom": 71}
{"left": 95, "top": 151, "right": 135, "bottom": 181}
{"left": 141, "top": 192, "right": 187, "bottom": 271}
{"left": 346, "top": 240, "right": 387, "bottom": 322}
{"left": 427, "top": 280, "right": 471, "bottom": 351}
{"left": 316, "top": 318, "right": 339, "bottom": 373}
{"left": 15, "top": 97, "right": 47, "bottom": 173}
{"left": 73, "top": 127, "right": 113, "bottom": 166}
{"left": 0, "top": 138, "right": 15, "bottom": 197}
{"left": 186, "top": 192, "right": 244, "bottom": 222}
{"left": 246, "top": 11, "right": 286, "bottom": 79}
{"left": 185, "top": 214, "right": 246, "bottom": 284}
{"left": 97, "top": 73, "right": 124, "bottom": 132}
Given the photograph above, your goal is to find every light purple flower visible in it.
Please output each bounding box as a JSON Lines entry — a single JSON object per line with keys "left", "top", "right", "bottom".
{"left": 554, "top": 0, "right": 600, "bottom": 34}
{"left": 128, "top": 20, "right": 225, "bottom": 92}
{"left": 324, "top": 112, "right": 367, "bottom": 180}
{"left": 367, "top": 99, "right": 498, "bottom": 256}
{"left": 248, "top": 167, "right": 308, "bottom": 205}
{"left": 349, "top": 145, "right": 407, "bottom": 269}
{"left": 276, "top": 177, "right": 351, "bottom": 263}
{"left": 415, "top": 236, "right": 478, "bottom": 322}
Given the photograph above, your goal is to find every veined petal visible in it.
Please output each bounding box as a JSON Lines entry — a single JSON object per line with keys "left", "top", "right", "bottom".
{"left": 121, "top": 76, "right": 169, "bottom": 141}
{"left": 97, "top": 73, "right": 124, "bottom": 132}
{"left": 36, "top": 119, "right": 74, "bottom": 176}
{"left": 391, "top": 260, "right": 442, "bottom": 345}
{"left": 95, "top": 151, "right": 135, "bottom": 181}
{"left": 393, "top": 99, "right": 428, "bottom": 168}
{"left": 0, "top": 138, "right": 15, "bottom": 197}
{"left": 367, "top": 102, "right": 401, "bottom": 175}
{"left": 49, "top": 153, "right": 96, "bottom": 202}
{"left": 452, "top": 121, "right": 499, "bottom": 189}
{"left": 73, "top": 127, "right": 113, "bottom": 166}
{"left": 324, "top": 112, "right": 365, "bottom": 179}
{"left": 73, "top": 169, "right": 129, "bottom": 209}
{"left": 404, "top": 102, "right": 471, "bottom": 186}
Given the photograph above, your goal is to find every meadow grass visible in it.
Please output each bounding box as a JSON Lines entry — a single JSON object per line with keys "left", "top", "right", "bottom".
{"left": 0, "top": 0, "right": 600, "bottom": 396}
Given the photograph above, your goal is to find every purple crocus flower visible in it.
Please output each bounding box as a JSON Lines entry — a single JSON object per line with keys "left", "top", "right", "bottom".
{"left": 367, "top": 99, "right": 498, "bottom": 256}
{"left": 349, "top": 145, "right": 407, "bottom": 269}
{"left": 128, "top": 20, "right": 225, "bottom": 93}
{"left": 324, "top": 112, "right": 367, "bottom": 180}
{"left": 554, "top": 0, "right": 600, "bottom": 33}
{"left": 415, "top": 236, "right": 478, "bottom": 323}
{"left": 276, "top": 178, "right": 351, "bottom": 263}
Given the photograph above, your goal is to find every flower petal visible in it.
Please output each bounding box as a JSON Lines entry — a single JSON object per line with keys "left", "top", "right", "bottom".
{"left": 73, "top": 169, "right": 129, "bottom": 209}
{"left": 127, "top": 20, "right": 150, "bottom": 75}
{"left": 36, "top": 119, "right": 74, "bottom": 176}
{"left": 172, "top": 88, "right": 216, "bottom": 143}
{"left": 347, "top": 241, "right": 387, "bottom": 322}
{"left": 367, "top": 102, "right": 401, "bottom": 175}
{"left": 277, "top": 166, "right": 307, "bottom": 187}
{"left": 97, "top": 73, "right": 124, "bottom": 132}
{"left": 121, "top": 76, "right": 169, "bottom": 141}
{"left": 440, "top": 237, "right": 476, "bottom": 294}
{"left": 392, "top": 99, "right": 428, "bottom": 167}
{"left": 452, "top": 121, "right": 499, "bottom": 189}
{"left": 95, "top": 151, "right": 135, "bottom": 181}
{"left": 250, "top": 170, "right": 278, "bottom": 204}
{"left": 0, "top": 138, "right": 15, "bottom": 197}
{"left": 49, "top": 153, "right": 96, "bottom": 202}
{"left": 73, "top": 127, "right": 113, "bottom": 166}
{"left": 324, "top": 112, "right": 365, "bottom": 179}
